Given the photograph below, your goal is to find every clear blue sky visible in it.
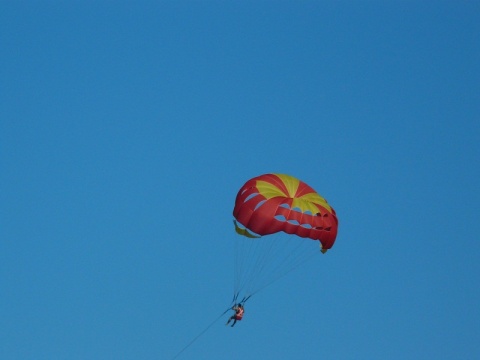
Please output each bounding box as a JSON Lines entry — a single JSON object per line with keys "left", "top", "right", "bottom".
{"left": 1, "top": 1, "right": 479, "bottom": 359}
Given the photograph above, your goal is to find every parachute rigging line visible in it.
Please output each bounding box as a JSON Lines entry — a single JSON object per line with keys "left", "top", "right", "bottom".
{"left": 232, "top": 231, "right": 321, "bottom": 302}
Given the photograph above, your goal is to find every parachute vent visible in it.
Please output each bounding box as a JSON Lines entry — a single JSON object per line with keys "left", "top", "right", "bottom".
{"left": 254, "top": 200, "right": 267, "bottom": 211}
{"left": 244, "top": 193, "right": 259, "bottom": 202}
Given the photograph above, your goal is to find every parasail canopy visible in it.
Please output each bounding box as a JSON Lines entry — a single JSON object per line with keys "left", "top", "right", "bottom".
{"left": 233, "top": 173, "right": 338, "bottom": 251}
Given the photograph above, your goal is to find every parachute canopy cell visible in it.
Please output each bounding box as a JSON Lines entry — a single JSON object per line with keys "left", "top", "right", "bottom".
{"left": 233, "top": 173, "right": 338, "bottom": 250}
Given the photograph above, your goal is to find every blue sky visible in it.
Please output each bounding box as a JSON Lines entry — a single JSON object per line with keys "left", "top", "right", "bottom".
{"left": 1, "top": 1, "right": 479, "bottom": 359}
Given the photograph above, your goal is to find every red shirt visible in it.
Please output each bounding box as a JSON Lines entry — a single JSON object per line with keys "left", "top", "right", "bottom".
{"left": 235, "top": 307, "right": 244, "bottom": 320}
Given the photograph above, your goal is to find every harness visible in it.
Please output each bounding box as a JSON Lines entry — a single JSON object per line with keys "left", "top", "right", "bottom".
{"left": 235, "top": 307, "right": 244, "bottom": 320}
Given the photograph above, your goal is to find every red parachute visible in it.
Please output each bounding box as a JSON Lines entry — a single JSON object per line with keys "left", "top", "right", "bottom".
{"left": 233, "top": 173, "right": 338, "bottom": 251}
{"left": 231, "top": 174, "right": 339, "bottom": 302}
